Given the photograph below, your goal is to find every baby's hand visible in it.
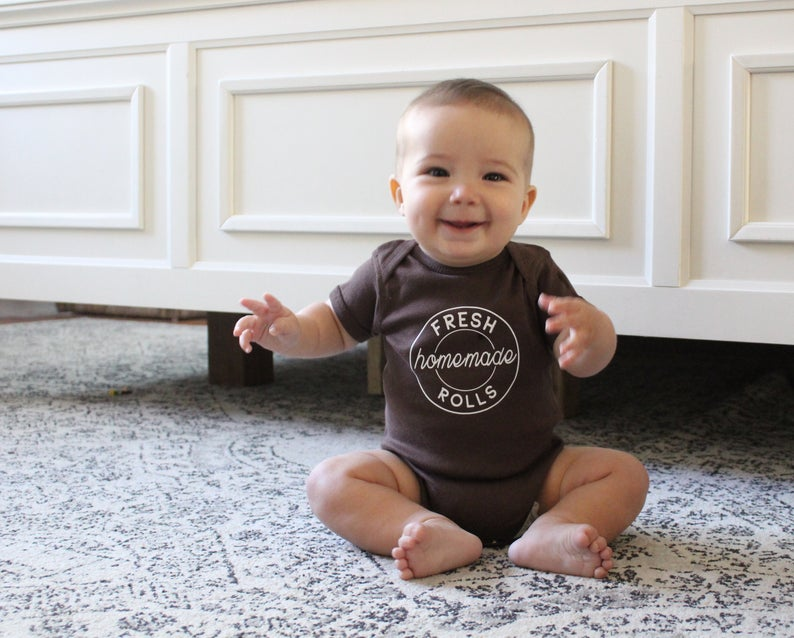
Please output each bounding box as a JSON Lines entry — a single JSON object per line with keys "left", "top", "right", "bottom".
{"left": 233, "top": 293, "right": 300, "bottom": 354}
{"left": 538, "top": 292, "right": 616, "bottom": 376}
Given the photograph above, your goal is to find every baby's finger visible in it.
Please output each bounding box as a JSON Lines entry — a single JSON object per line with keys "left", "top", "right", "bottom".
{"left": 555, "top": 329, "right": 579, "bottom": 367}
{"left": 261, "top": 293, "right": 284, "bottom": 315}
{"left": 557, "top": 347, "right": 578, "bottom": 370}
{"left": 233, "top": 314, "right": 252, "bottom": 337}
{"left": 545, "top": 312, "right": 571, "bottom": 335}
{"left": 239, "top": 296, "right": 269, "bottom": 315}
{"left": 238, "top": 328, "right": 253, "bottom": 353}
{"left": 539, "top": 293, "right": 574, "bottom": 323}
{"left": 538, "top": 293, "right": 555, "bottom": 313}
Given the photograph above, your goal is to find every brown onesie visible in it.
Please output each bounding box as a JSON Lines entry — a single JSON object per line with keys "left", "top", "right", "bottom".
{"left": 329, "top": 240, "right": 577, "bottom": 545}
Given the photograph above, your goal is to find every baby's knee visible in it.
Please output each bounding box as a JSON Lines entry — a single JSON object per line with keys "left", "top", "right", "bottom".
{"left": 617, "top": 451, "right": 650, "bottom": 502}
{"left": 306, "top": 456, "right": 344, "bottom": 508}
{"left": 627, "top": 452, "right": 649, "bottom": 485}
{"left": 306, "top": 452, "right": 371, "bottom": 516}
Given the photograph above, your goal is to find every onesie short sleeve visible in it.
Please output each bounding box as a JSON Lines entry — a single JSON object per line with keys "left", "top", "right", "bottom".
{"left": 506, "top": 242, "right": 578, "bottom": 351}
{"left": 329, "top": 240, "right": 415, "bottom": 343}
{"left": 329, "top": 258, "right": 378, "bottom": 343}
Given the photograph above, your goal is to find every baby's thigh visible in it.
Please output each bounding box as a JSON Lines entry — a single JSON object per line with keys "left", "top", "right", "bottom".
{"left": 537, "top": 446, "right": 640, "bottom": 507}
{"left": 307, "top": 449, "right": 422, "bottom": 502}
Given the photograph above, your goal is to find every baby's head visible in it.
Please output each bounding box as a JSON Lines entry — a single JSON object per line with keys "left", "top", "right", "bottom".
{"left": 390, "top": 79, "right": 538, "bottom": 267}
{"left": 395, "top": 79, "right": 535, "bottom": 183}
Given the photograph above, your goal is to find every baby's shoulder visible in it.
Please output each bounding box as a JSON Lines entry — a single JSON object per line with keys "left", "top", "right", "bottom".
{"left": 505, "top": 241, "right": 556, "bottom": 276}
{"left": 371, "top": 239, "right": 417, "bottom": 279}
{"left": 506, "top": 241, "right": 552, "bottom": 261}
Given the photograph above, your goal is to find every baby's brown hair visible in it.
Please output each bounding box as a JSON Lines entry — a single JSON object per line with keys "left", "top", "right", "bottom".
{"left": 396, "top": 79, "right": 535, "bottom": 180}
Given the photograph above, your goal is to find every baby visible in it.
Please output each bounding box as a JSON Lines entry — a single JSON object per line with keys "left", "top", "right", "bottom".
{"left": 234, "top": 79, "right": 649, "bottom": 580}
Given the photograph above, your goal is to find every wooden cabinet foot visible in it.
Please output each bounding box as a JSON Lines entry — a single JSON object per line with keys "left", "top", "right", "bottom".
{"left": 207, "top": 312, "right": 274, "bottom": 386}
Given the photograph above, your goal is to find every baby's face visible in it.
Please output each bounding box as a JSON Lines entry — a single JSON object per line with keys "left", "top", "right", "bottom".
{"left": 390, "top": 103, "right": 536, "bottom": 268}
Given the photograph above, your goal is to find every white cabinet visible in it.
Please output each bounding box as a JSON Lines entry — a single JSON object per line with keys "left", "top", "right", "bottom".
{"left": 692, "top": 10, "right": 794, "bottom": 277}
{"left": 1, "top": 0, "right": 792, "bottom": 345}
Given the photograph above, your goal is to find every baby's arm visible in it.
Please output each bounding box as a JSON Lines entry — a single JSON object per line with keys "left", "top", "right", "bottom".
{"left": 233, "top": 293, "right": 358, "bottom": 358}
{"left": 538, "top": 292, "right": 617, "bottom": 378}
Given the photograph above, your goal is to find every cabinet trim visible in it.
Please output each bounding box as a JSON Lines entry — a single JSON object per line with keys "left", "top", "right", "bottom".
{"left": 0, "top": 84, "right": 145, "bottom": 230}
{"left": 729, "top": 53, "right": 794, "bottom": 244}
{"left": 217, "top": 61, "right": 612, "bottom": 239}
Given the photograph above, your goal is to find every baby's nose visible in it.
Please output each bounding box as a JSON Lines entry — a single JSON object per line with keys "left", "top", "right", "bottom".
{"left": 449, "top": 182, "right": 479, "bottom": 205}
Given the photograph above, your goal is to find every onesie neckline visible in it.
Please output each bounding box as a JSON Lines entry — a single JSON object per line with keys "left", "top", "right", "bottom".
{"left": 411, "top": 243, "right": 511, "bottom": 276}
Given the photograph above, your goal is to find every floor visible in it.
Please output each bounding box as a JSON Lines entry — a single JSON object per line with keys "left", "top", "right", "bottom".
{"left": 0, "top": 301, "right": 206, "bottom": 325}
{"left": 0, "top": 301, "right": 65, "bottom": 323}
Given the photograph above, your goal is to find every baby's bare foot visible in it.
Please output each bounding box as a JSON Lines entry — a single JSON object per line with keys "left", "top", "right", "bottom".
{"left": 391, "top": 517, "right": 482, "bottom": 580}
{"left": 507, "top": 517, "right": 613, "bottom": 578}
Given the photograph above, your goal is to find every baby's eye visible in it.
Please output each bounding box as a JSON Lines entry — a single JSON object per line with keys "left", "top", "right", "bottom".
{"left": 425, "top": 167, "right": 449, "bottom": 177}
{"left": 483, "top": 172, "right": 507, "bottom": 182}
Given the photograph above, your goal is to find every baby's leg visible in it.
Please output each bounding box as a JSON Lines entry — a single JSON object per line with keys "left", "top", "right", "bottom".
{"left": 508, "top": 446, "right": 648, "bottom": 578}
{"left": 306, "top": 450, "right": 482, "bottom": 579}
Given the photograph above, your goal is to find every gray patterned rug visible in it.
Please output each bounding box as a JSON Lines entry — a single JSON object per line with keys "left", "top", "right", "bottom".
{"left": 1, "top": 317, "right": 792, "bottom": 637}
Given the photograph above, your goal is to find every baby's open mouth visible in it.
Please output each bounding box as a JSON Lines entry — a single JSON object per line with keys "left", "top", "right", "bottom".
{"left": 443, "top": 220, "right": 483, "bottom": 230}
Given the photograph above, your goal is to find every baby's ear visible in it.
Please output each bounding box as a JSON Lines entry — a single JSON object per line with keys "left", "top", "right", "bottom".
{"left": 389, "top": 176, "right": 404, "bottom": 209}
{"left": 521, "top": 185, "right": 537, "bottom": 221}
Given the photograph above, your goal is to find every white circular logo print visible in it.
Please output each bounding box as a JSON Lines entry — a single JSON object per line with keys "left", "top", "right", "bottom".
{"left": 409, "top": 306, "right": 520, "bottom": 415}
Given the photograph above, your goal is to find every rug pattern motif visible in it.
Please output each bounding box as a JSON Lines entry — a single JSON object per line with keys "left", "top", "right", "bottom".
{"left": 1, "top": 318, "right": 792, "bottom": 637}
